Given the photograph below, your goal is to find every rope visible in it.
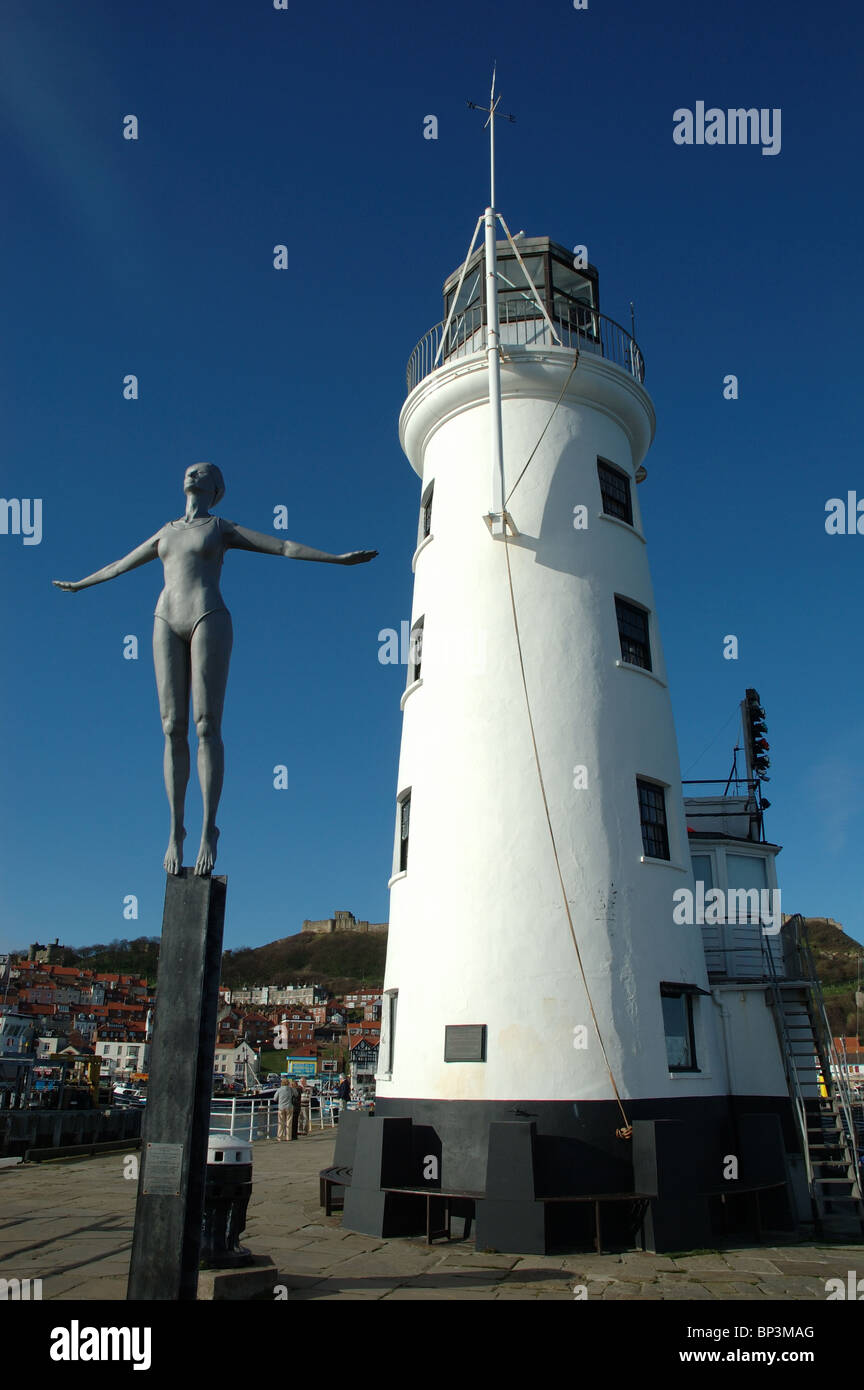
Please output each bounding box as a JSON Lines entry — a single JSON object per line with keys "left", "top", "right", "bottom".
{"left": 505, "top": 355, "right": 579, "bottom": 507}
{"left": 500, "top": 354, "right": 631, "bottom": 1138}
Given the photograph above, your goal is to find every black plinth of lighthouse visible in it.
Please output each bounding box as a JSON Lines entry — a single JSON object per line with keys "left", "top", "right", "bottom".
{"left": 339, "top": 1094, "right": 798, "bottom": 1254}
{"left": 127, "top": 870, "right": 227, "bottom": 1301}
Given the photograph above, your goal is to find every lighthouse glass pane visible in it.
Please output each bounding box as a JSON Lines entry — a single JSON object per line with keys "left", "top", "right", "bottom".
{"left": 497, "top": 257, "right": 545, "bottom": 319}
{"left": 550, "top": 263, "right": 595, "bottom": 308}
{"left": 662, "top": 994, "right": 696, "bottom": 1070}
{"left": 445, "top": 267, "right": 483, "bottom": 318}
{"left": 616, "top": 599, "right": 652, "bottom": 670}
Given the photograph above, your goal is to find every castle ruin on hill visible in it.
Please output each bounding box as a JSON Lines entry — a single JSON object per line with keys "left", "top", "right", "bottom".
{"left": 302, "top": 909, "right": 387, "bottom": 936}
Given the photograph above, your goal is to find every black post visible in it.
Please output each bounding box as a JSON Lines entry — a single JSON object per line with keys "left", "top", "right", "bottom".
{"left": 127, "top": 870, "right": 227, "bottom": 1301}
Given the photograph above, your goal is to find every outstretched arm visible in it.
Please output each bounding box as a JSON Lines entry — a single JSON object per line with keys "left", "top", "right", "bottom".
{"left": 53, "top": 533, "right": 161, "bottom": 592}
{"left": 225, "top": 523, "right": 377, "bottom": 565}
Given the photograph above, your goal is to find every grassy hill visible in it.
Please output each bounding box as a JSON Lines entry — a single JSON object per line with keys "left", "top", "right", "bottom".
{"left": 26, "top": 915, "right": 862, "bottom": 1033}
{"left": 220, "top": 930, "right": 387, "bottom": 993}
{"left": 15, "top": 930, "right": 386, "bottom": 996}
{"left": 799, "top": 917, "right": 863, "bottom": 1039}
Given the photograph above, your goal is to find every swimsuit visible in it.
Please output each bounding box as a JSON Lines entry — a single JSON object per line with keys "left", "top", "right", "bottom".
{"left": 154, "top": 516, "right": 231, "bottom": 643}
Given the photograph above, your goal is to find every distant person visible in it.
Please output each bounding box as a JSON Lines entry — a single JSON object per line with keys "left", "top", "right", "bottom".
{"left": 275, "top": 1076, "right": 293, "bottom": 1142}
{"left": 288, "top": 1077, "right": 302, "bottom": 1140}
{"left": 336, "top": 1074, "right": 351, "bottom": 1120}
{"left": 297, "top": 1077, "right": 309, "bottom": 1135}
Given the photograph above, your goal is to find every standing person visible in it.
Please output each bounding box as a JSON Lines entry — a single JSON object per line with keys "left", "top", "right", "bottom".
{"left": 289, "top": 1077, "right": 302, "bottom": 1141}
{"left": 275, "top": 1075, "right": 292, "bottom": 1142}
{"left": 297, "top": 1077, "right": 309, "bottom": 1135}
{"left": 336, "top": 1073, "right": 351, "bottom": 1121}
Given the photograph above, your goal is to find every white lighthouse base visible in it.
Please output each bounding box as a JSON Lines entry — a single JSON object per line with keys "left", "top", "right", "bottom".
{"left": 335, "top": 1096, "right": 799, "bottom": 1254}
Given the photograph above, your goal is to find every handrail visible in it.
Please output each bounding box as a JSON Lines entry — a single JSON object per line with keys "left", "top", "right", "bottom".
{"left": 406, "top": 299, "right": 645, "bottom": 393}
{"left": 209, "top": 1097, "right": 275, "bottom": 1142}
{"left": 764, "top": 915, "right": 863, "bottom": 1205}
{"left": 762, "top": 925, "right": 814, "bottom": 1190}
{"left": 793, "top": 919, "right": 860, "bottom": 1180}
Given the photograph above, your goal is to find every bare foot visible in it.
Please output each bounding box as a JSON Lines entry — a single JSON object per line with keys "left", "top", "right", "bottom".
{"left": 194, "top": 826, "right": 219, "bottom": 876}
{"left": 164, "top": 829, "right": 186, "bottom": 875}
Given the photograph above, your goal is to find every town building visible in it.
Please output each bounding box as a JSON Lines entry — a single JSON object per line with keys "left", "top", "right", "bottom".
{"left": 272, "top": 1013, "right": 316, "bottom": 1049}
{"left": 349, "top": 1036, "right": 379, "bottom": 1095}
{"left": 213, "top": 1039, "right": 259, "bottom": 1087}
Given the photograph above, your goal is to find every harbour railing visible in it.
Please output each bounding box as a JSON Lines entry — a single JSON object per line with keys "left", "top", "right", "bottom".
{"left": 209, "top": 1095, "right": 339, "bottom": 1140}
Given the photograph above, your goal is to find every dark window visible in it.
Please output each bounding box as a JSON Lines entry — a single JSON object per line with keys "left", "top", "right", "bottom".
{"left": 386, "top": 990, "right": 398, "bottom": 1073}
{"left": 421, "top": 484, "right": 433, "bottom": 540}
{"left": 398, "top": 793, "right": 411, "bottom": 872}
{"left": 616, "top": 597, "right": 651, "bottom": 670}
{"left": 661, "top": 990, "right": 697, "bottom": 1071}
{"left": 598, "top": 460, "right": 633, "bottom": 525}
{"left": 637, "top": 778, "right": 669, "bottom": 860}
{"left": 409, "top": 618, "right": 423, "bottom": 683}
{"left": 444, "top": 1024, "right": 487, "bottom": 1062}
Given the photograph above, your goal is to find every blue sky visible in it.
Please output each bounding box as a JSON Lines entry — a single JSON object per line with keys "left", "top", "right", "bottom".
{"left": 2, "top": 0, "right": 863, "bottom": 954}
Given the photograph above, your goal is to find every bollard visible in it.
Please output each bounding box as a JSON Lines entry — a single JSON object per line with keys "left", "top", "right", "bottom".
{"left": 200, "top": 1133, "right": 254, "bottom": 1268}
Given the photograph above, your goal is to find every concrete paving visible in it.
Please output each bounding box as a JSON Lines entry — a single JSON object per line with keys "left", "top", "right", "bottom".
{"left": 1, "top": 1127, "right": 862, "bottom": 1301}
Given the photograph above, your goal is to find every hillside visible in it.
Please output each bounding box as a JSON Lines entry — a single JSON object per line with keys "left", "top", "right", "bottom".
{"left": 21, "top": 916, "right": 861, "bottom": 1032}
{"left": 220, "top": 930, "right": 387, "bottom": 993}
{"left": 800, "top": 917, "right": 863, "bottom": 1039}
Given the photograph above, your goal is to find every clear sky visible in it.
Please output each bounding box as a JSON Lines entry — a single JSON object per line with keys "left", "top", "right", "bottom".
{"left": 2, "top": 0, "right": 863, "bottom": 954}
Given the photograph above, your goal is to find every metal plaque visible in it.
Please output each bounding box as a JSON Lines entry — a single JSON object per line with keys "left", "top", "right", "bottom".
{"left": 142, "top": 1142, "right": 183, "bottom": 1196}
{"left": 444, "top": 1024, "right": 487, "bottom": 1063}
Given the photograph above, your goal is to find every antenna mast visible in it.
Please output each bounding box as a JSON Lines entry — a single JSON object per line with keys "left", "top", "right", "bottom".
{"left": 468, "top": 67, "right": 516, "bottom": 538}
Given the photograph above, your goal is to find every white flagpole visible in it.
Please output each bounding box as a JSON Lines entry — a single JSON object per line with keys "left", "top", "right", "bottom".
{"left": 484, "top": 68, "right": 506, "bottom": 537}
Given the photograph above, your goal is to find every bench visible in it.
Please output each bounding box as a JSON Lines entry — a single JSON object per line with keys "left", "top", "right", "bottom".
{"left": 541, "top": 1192, "right": 652, "bottom": 1253}
{"left": 319, "top": 1165, "right": 353, "bottom": 1216}
{"left": 381, "top": 1185, "right": 485, "bottom": 1244}
{"left": 320, "top": 1164, "right": 651, "bottom": 1251}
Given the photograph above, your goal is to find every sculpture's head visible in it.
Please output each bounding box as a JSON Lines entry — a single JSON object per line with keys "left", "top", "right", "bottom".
{"left": 184, "top": 462, "right": 225, "bottom": 508}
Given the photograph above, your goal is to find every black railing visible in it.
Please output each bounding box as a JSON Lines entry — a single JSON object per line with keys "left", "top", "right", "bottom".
{"left": 406, "top": 297, "right": 645, "bottom": 393}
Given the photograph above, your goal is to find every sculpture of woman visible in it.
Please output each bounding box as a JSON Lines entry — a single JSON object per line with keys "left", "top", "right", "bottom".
{"left": 54, "top": 463, "right": 377, "bottom": 876}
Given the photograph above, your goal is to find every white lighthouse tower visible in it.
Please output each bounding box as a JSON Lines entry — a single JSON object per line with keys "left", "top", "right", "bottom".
{"left": 340, "top": 84, "right": 794, "bottom": 1252}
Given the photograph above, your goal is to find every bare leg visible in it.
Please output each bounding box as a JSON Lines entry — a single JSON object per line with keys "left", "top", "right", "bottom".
{"left": 190, "top": 610, "right": 233, "bottom": 875}
{"left": 153, "top": 618, "right": 191, "bottom": 874}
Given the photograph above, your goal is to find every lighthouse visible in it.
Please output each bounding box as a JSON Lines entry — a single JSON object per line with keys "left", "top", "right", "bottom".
{"left": 338, "top": 86, "right": 800, "bottom": 1253}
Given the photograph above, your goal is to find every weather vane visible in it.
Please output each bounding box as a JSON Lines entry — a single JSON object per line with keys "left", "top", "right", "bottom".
{"left": 467, "top": 64, "right": 515, "bottom": 210}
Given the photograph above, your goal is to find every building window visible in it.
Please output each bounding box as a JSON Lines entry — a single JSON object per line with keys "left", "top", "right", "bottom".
{"left": 616, "top": 597, "right": 651, "bottom": 670}
{"left": 725, "top": 853, "right": 768, "bottom": 924}
{"left": 420, "top": 482, "right": 434, "bottom": 541}
{"left": 660, "top": 988, "right": 698, "bottom": 1071}
{"left": 690, "top": 853, "right": 714, "bottom": 893}
{"left": 396, "top": 791, "right": 411, "bottom": 873}
{"left": 409, "top": 618, "right": 424, "bottom": 683}
{"left": 598, "top": 459, "right": 633, "bottom": 525}
{"left": 637, "top": 778, "right": 670, "bottom": 860}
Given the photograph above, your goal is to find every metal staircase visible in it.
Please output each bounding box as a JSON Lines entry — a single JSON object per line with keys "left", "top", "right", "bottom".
{"left": 766, "top": 916, "right": 864, "bottom": 1237}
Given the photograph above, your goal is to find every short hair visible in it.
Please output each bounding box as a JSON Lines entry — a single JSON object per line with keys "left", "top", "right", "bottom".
{"left": 190, "top": 462, "right": 225, "bottom": 507}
